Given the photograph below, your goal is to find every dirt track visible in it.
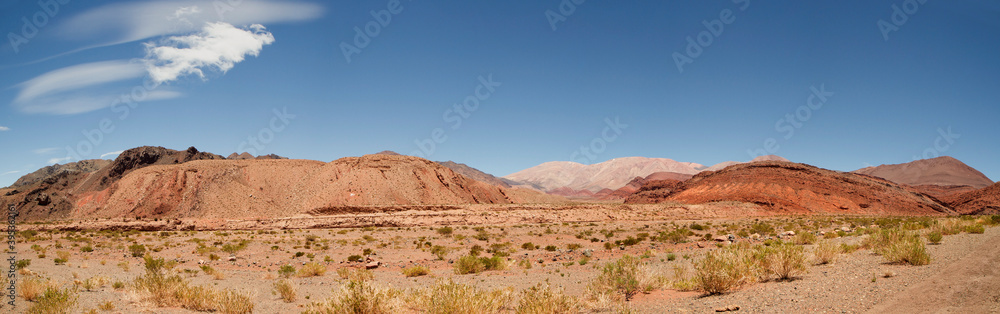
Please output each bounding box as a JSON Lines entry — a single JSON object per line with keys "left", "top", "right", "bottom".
{"left": 867, "top": 227, "right": 1000, "bottom": 313}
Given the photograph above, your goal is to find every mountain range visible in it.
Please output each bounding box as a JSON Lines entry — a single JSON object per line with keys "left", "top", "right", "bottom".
{"left": 2, "top": 146, "right": 996, "bottom": 222}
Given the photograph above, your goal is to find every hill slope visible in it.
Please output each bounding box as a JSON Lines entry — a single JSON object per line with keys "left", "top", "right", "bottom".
{"left": 945, "top": 182, "right": 1000, "bottom": 215}
{"left": 627, "top": 161, "right": 953, "bottom": 215}
{"left": 852, "top": 156, "right": 993, "bottom": 188}
{"left": 436, "top": 161, "right": 512, "bottom": 188}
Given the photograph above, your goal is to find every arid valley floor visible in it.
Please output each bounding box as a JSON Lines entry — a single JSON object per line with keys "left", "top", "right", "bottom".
{"left": 6, "top": 206, "right": 1000, "bottom": 313}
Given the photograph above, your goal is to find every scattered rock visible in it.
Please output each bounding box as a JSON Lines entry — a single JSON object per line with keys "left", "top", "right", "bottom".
{"left": 365, "top": 261, "right": 380, "bottom": 269}
{"left": 714, "top": 236, "right": 728, "bottom": 242}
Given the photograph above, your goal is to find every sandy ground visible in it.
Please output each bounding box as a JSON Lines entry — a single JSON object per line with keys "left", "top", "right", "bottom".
{"left": 5, "top": 213, "right": 998, "bottom": 313}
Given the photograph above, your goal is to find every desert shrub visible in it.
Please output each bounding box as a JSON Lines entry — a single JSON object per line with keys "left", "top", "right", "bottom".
{"left": 670, "top": 265, "right": 698, "bottom": 291}
{"left": 469, "top": 245, "right": 484, "bottom": 257}
{"left": 792, "top": 232, "right": 817, "bottom": 245}
{"left": 865, "top": 227, "right": 931, "bottom": 265}
{"left": 516, "top": 283, "right": 580, "bottom": 314}
{"left": 748, "top": 222, "right": 774, "bottom": 236}
{"left": 566, "top": 243, "right": 583, "bottom": 251}
{"left": 26, "top": 287, "right": 78, "bottom": 314}
{"left": 657, "top": 228, "right": 692, "bottom": 244}
{"left": 221, "top": 240, "right": 250, "bottom": 255}
{"left": 544, "top": 245, "right": 558, "bottom": 252}
{"left": 16, "top": 259, "right": 30, "bottom": 270}
{"left": 430, "top": 246, "right": 449, "bottom": 260}
{"left": 273, "top": 279, "right": 297, "bottom": 302}
{"left": 965, "top": 224, "right": 985, "bottom": 234}
{"left": 991, "top": 215, "right": 1000, "bottom": 225}
{"left": 813, "top": 240, "right": 839, "bottom": 265}
{"left": 763, "top": 244, "right": 806, "bottom": 280}
{"left": 694, "top": 246, "right": 756, "bottom": 294}
{"left": 521, "top": 242, "right": 537, "bottom": 250}
{"left": 407, "top": 279, "right": 511, "bottom": 314}
{"left": 347, "top": 255, "right": 364, "bottom": 262}
{"left": 927, "top": 230, "right": 943, "bottom": 244}
{"left": 336, "top": 268, "right": 374, "bottom": 281}
{"left": 80, "top": 246, "right": 93, "bottom": 252}
{"left": 306, "top": 279, "right": 399, "bottom": 314}
{"left": 402, "top": 265, "right": 430, "bottom": 277}
{"left": 881, "top": 236, "right": 930, "bottom": 266}
{"left": 588, "top": 255, "right": 641, "bottom": 301}
{"left": 130, "top": 265, "right": 253, "bottom": 313}
{"left": 278, "top": 265, "right": 296, "bottom": 278}
{"left": 128, "top": 244, "right": 146, "bottom": 257}
{"left": 298, "top": 262, "right": 327, "bottom": 277}
{"left": 454, "top": 256, "right": 483, "bottom": 275}
{"left": 19, "top": 276, "right": 48, "bottom": 301}
{"left": 839, "top": 243, "right": 860, "bottom": 254}
{"left": 436, "top": 226, "right": 453, "bottom": 236}
{"left": 690, "top": 223, "right": 706, "bottom": 231}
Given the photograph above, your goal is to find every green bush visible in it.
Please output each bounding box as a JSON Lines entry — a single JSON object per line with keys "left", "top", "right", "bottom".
{"left": 927, "top": 230, "right": 943, "bottom": 244}
{"left": 278, "top": 265, "right": 296, "bottom": 278}
{"left": 965, "top": 224, "right": 985, "bottom": 234}
{"left": 436, "top": 226, "right": 453, "bottom": 236}
{"left": 129, "top": 244, "right": 146, "bottom": 257}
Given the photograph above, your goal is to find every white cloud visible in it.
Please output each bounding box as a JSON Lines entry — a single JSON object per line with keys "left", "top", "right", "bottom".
{"left": 33, "top": 147, "right": 60, "bottom": 155}
{"left": 14, "top": 89, "right": 182, "bottom": 115}
{"left": 100, "top": 150, "right": 125, "bottom": 159}
{"left": 143, "top": 22, "right": 275, "bottom": 84}
{"left": 15, "top": 60, "right": 146, "bottom": 103}
{"left": 48, "top": 156, "right": 72, "bottom": 164}
{"left": 0, "top": 126, "right": 8, "bottom": 131}
{"left": 1, "top": 171, "right": 20, "bottom": 176}
{"left": 54, "top": 0, "right": 321, "bottom": 50}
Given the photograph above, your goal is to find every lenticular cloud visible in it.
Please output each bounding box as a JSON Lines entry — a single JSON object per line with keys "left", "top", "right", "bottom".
{"left": 143, "top": 22, "right": 275, "bottom": 84}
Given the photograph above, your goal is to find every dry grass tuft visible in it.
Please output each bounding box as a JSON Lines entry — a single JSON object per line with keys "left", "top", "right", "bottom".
{"left": 273, "top": 279, "right": 297, "bottom": 303}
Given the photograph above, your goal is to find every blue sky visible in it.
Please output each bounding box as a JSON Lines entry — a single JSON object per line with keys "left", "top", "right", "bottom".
{"left": 1, "top": 0, "right": 998, "bottom": 187}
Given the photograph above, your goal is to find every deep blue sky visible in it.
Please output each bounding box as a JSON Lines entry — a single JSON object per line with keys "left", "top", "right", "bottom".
{"left": 1, "top": 0, "right": 998, "bottom": 187}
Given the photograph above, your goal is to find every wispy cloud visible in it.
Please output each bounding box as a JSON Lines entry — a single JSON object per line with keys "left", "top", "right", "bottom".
{"left": 53, "top": 0, "right": 321, "bottom": 52}
{"left": 48, "top": 156, "right": 72, "bottom": 164}
{"left": 1, "top": 171, "right": 20, "bottom": 176}
{"left": 100, "top": 150, "right": 125, "bottom": 159}
{"left": 33, "top": 147, "right": 60, "bottom": 155}
{"left": 144, "top": 22, "right": 275, "bottom": 84}
{"left": 9, "top": 60, "right": 181, "bottom": 115}
{"left": 0, "top": 126, "right": 9, "bottom": 131}
{"left": 14, "top": 61, "right": 146, "bottom": 103}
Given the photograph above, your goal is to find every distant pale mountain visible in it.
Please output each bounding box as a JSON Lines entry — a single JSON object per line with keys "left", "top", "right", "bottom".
{"left": 852, "top": 156, "right": 993, "bottom": 188}
{"left": 703, "top": 155, "right": 790, "bottom": 172}
{"left": 503, "top": 157, "right": 705, "bottom": 192}
{"left": 227, "top": 152, "right": 289, "bottom": 160}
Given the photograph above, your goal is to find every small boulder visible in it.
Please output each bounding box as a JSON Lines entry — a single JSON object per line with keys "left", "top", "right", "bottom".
{"left": 713, "top": 236, "right": 728, "bottom": 242}
{"left": 365, "top": 261, "right": 380, "bottom": 269}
